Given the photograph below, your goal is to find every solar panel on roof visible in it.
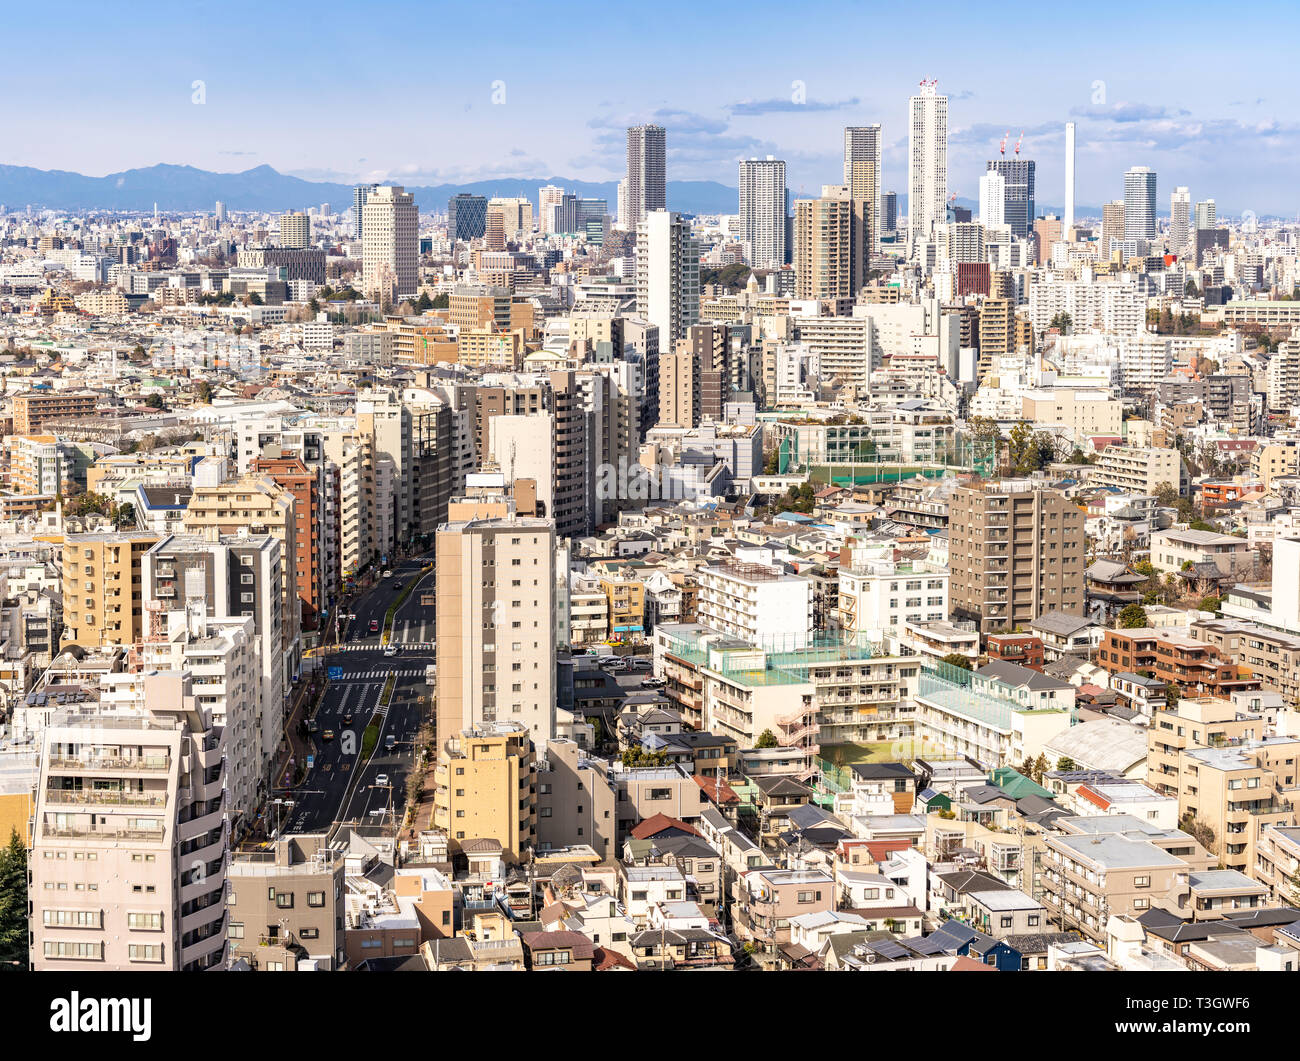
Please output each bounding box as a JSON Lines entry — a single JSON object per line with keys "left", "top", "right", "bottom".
{"left": 869, "top": 940, "right": 909, "bottom": 960}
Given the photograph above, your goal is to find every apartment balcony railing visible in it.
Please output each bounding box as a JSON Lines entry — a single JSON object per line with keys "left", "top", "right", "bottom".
{"left": 43, "top": 789, "right": 167, "bottom": 808}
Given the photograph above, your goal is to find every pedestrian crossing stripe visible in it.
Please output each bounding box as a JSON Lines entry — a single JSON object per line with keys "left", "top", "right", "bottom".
{"left": 325, "top": 642, "right": 435, "bottom": 653}
{"left": 330, "top": 669, "right": 425, "bottom": 680}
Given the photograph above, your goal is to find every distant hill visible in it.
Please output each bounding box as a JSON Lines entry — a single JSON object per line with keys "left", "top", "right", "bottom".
{"left": 0, "top": 163, "right": 738, "bottom": 216}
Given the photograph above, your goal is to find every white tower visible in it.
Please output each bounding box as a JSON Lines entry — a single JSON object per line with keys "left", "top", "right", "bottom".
{"left": 907, "top": 80, "right": 948, "bottom": 256}
{"left": 1063, "top": 122, "right": 1076, "bottom": 235}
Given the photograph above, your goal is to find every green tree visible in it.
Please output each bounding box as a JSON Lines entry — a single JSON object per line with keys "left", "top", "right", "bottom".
{"left": 431, "top": 292, "right": 449, "bottom": 309}
{"left": 0, "top": 827, "right": 27, "bottom": 967}
{"left": 115, "top": 502, "right": 137, "bottom": 529}
{"left": 1198, "top": 595, "right": 1222, "bottom": 613}
{"left": 941, "top": 653, "right": 973, "bottom": 670}
{"left": 414, "top": 292, "right": 434, "bottom": 312}
{"left": 195, "top": 379, "right": 212, "bottom": 404}
{"left": 143, "top": 393, "right": 165, "bottom": 409}
{"left": 1006, "top": 419, "right": 1037, "bottom": 473}
{"left": 1049, "top": 311, "right": 1072, "bottom": 333}
{"left": 1056, "top": 757, "right": 1078, "bottom": 772}
{"left": 755, "top": 729, "right": 780, "bottom": 749}
{"left": 1117, "top": 603, "right": 1149, "bottom": 628}
{"left": 1185, "top": 278, "right": 1199, "bottom": 298}
{"left": 1165, "top": 681, "right": 1182, "bottom": 704}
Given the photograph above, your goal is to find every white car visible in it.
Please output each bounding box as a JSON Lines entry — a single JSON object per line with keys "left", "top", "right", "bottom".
{"left": 640, "top": 676, "right": 665, "bottom": 688}
{"left": 375, "top": 774, "right": 389, "bottom": 788}
{"left": 382, "top": 569, "right": 393, "bottom": 579}
{"left": 383, "top": 644, "right": 398, "bottom": 657}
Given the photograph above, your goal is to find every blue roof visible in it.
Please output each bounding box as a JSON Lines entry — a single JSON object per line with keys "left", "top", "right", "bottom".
{"left": 774, "top": 511, "right": 814, "bottom": 523}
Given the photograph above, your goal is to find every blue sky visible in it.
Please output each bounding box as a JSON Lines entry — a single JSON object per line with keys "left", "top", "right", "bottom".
{"left": 5, "top": 0, "right": 1298, "bottom": 214}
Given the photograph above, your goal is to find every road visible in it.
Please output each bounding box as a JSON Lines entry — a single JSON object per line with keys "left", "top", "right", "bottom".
{"left": 279, "top": 555, "right": 436, "bottom": 836}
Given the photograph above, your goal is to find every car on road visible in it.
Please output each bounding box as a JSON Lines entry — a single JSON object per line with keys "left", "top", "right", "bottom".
{"left": 385, "top": 734, "right": 396, "bottom": 751}
{"left": 393, "top": 580, "right": 403, "bottom": 590}
{"left": 369, "top": 619, "right": 380, "bottom": 633}
{"left": 305, "top": 718, "right": 319, "bottom": 733}
{"left": 322, "top": 729, "right": 336, "bottom": 742}
{"left": 383, "top": 644, "right": 398, "bottom": 657}
{"left": 342, "top": 713, "right": 354, "bottom": 726}
{"left": 382, "top": 569, "right": 393, "bottom": 578}
{"left": 640, "top": 676, "right": 666, "bottom": 688}
{"left": 375, "top": 774, "right": 389, "bottom": 788}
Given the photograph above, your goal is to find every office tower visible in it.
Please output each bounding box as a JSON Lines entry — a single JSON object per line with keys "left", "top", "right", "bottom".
{"left": 539, "top": 185, "right": 565, "bottom": 233}
{"left": 435, "top": 517, "right": 557, "bottom": 745}
{"left": 1101, "top": 201, "right": 1126, "bottom": 258}
{"left": 486, "top": 197, "right": 532, "bottom": 249}
{"left": 1063, "top": 122, "right": 1076, "bottom": 234}
{"left": 30, "top": 670, "right": 229, "bottom": 971}
{"left": 907, "top": 80, "right": 948, "bottom": 251}
{"left": 362, "top": 185, "right": 419, "bottom": 299}
{"left": 979, "top": 169, "right": 1006, "bottom": 227}
{"left": 948, "top": 481, "right": 1085, "bottom": 634}
{"left": 1124, "top": 166, "right": 1157, "bottom": 241}
{"left": 844, "top": 124, "right": 883, "bottom": 255}
{"left": 738, "top": 157, "right": 787, "bottom": 269}
{"left": 448, "top": 193, "right": 488, "bottom": 242}
{"left": 635, "top": 210, "right": 700, "bottom": 347}
{"left": 986, "top": 158, "right": 1036, "bottom": 239}
{"left": 625, "top": 123, "right": 667, "bottom": 229}
{"left": 60, "top": 531, "right": 161, "bottom": 648}
{"left": 1170, "top": 187, "right": 1191, "bottom": 253}
{"left": 1195, "top": 199, "right": 1217, "bottom": 230}
{"left": 353, "top": 183, "right": 378, "bottom": 240}
{"left": 279, "top": 210, "right": 310, "bottom": 249}
{"left": 215, "top": 200, "right": 227, "bottom": 223}
{"left": 794, "top": 186, "right": 855, "bottom": 301}
{"left": 881, "top": 191, "right": 898, "bottom": 239}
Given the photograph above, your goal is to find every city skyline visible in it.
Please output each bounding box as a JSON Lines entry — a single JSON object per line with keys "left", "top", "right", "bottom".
{"left": 2, "top": 0, "right": 1298, "bottom": 215}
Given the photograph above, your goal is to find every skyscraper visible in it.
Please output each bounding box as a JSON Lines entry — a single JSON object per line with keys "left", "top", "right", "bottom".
{"left": 986, "top": 158, "right": 1036, "bottom": 239}
{"left": 353, "top": 183, "right": 379, "bottom": 240}
{"left": 978, "top": 170, "right": 1006, "bottom": 227}
{"left": 214, "top": 200, "right": 227, "bottom": 223}
{"left": 1124, "top": 166, "right": 1157, "bottom": 242}
{"left": 362, "top": 185, "right": 419, "bottom": 300}
{"left": 626, "top": 124, "right": 666, "bottom": 229}
{"left": 907, "top": 80, "right": 948, "bottom": 252}
{"left": 1195, "top": 199, "right": 1217, "bottom": 230}
{"left": 881, "top": 192, "right": 898, "bottom": 240}
{"left": 844, "top": 124, "right": 883, "bottom": 256}
{"left": 448, "top": 193, "right": 488, "bottom": 242}
{"left": 635, "top": 210, "right": 699, "bottom": 347}
{"left": 279, "top": 210, "right": 310, "bottom": 249}
{"left": 538, "top": 185, "right": 565, "bottom": 233}
{"left": 1101, "top": 201, "right": 1126, "bottom": 259}
{"left": 1170, "top": 187, "right": 1191, "bottom": 253}
{"left": 738, "top": 157, "right": 787, "bottom": 270}
{"left": 1063, "top": 122, "right": 1076, "bottom": 235}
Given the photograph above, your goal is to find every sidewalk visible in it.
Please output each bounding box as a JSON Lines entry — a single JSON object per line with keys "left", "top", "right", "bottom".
{"left": 273, "top": 677, "right": 322, "bottom": 790}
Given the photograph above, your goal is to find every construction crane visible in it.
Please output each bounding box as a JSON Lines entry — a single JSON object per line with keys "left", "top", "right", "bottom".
{"left": 999, "top": 130, "right": 1010, "bottom": 156}
{"left": 1013, "top": 130, "right": 1025, "bottom": 156}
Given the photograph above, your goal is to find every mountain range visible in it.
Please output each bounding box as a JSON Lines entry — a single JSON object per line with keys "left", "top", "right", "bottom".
{"left": 0, "top": 162, "right": 1109, "bottom": 219}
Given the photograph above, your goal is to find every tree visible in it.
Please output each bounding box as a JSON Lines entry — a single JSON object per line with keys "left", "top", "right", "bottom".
{"left": 431, "top": 292, "right": 449, "bottom": 309}
{"left": 1117, "top": 603, "right": 1149, "bottom": 629}
{"left": 1197, "top": 595, "right": 1222, "bottom": 613}
{"left": 414, "top": 291, "right": 433, "bottom": 312}
{"left": 1165, "top": 681, "right": 1182, "bottom": 705}
{"left": 1179, "top": 812, "right": 1216, "bottom": 853}
{"left": 1185, "top": 278, "right": 1199, "bottom": 298}
{"left": 941, "top": 653, "right": 973, "bottom": 671}
{"left": 143, "top": 393, "right": 165, "bottom": 410}
{"left": 1032, "top": 754, "right": 1050, "bottom": 784}
{"left": 1006, "top": 419, "right": 1037, "bottom": 473}
{"left": 1049, "top": 311, "right": 1072, "bottom": 334}
{"left": 1056, "top": 757, "right": 1078, "bottom": 772}
{"left": 195, "top": 380, "right": 212, "bottom": 404}
{"left": 755, "top": 729, "right": 780, "bottom": 749}
{"left": 115, "top": 502, "right": 137, "bottom": 529}
{"left": 0, "top": 827, "right": 27, "bottom": 967}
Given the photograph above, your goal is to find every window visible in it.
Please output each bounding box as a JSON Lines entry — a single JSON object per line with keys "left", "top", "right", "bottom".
{"left": 44, "top": 940, "right": 101, "bottom": 959}
{"left": 229, "top": 922, "right": 244, "bottom": 940}
{"left": 276, "top": 892, "right": 294, "bottom": 909}
{"left": 1000, "top": 916, "right": 1013, "bottom": 928}
{"left": 1133, "top": 876, "right": 1150, "bottom": 888}
{"left": 128, "top": 944, "right": 163, "bottom": 963}
{"left": 127, "top": 912, "right": 162, "bottom": 930}
{"left": 301, "top": 928, "right": 319, "bottom": 940}
{"left": 307, "top": 892, "right": 325, "bottom": 908}
{"left": 1027, "top": 915, "right": 1039, "bottom": 927}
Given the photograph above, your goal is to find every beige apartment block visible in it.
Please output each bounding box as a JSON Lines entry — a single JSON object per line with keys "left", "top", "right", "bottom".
{"left": 29, "top": 671, "right": 228, "bottom": 971}
{"left": 60, "top": 530, "right": 160, "bottom": 648}
{"left": 432, "top": 721, "right": 537, "bottom": 863}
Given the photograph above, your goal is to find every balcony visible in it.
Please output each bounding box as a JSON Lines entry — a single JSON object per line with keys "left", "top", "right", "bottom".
{"left": 43, "top": 789, "right": 167, "bottom": 808}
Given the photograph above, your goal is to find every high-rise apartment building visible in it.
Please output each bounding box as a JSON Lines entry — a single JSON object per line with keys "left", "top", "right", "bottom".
{"left": 844, "top": 125, "right": 883, "bottom": 256}
{"left": 794, "top": 186, "right": 857, "bottom": 301}
{"left": 435, "top": 517, "right": 557, "bottom": 745}
{"left": 907, "top": 81, "right": 948, "bottom": 251}
{"left": 448, "top": 193, "right": 488, "bottom": 242}
{"left": 986, "top": 158, "right": 1036, "bottom": 239}
{"left": 1124, "top": 166, "right": 1157, "bottom": 242}
{"left": 1100, "top": 200, "right": 1126, "bottom": 259}
{"left": 625, "top": 123, "right": 667, "bottom": 229}
{"left": 29, "top": 670, "right": 229, "bottom": 971}
{"left": 538, "top": 185, "right": 565, "bottom": 233}
{"left": 1195, "top": 199, "right": 1217, "bottom": 230}
{"left": 978, "top": 169, "right": 1005, "bottom": 227}
{"left": 250, "top": 456, "right": 323, "bottom": 630}
{"left": 1170, "top": 187, "right": 1191, "bottom": 253}
{"left": 485, "top": 197, "right": 532, "bottom": 250}
{"left": 60, "top": 531, "right": 161, "bottom": 648}
{"left": 279, "top": 210, "right": 310, "bottom": 249}
{"left": 353, "top": 183, "right": 378, "bottom": 240}
{"left": 738, "top": 157, "right": 786, "bottom": 270}
{"left": 362, "top": 185, "right": 418, "bottom": 300}
{"left": 635, "top": 210, "right": 700, "bottom": 348}
{"left": 948, "top": 480, "right": 1085, "bottom": 634}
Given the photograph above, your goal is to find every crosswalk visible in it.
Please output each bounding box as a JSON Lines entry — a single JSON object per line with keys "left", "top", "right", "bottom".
{"left": 330, "top": 642, "right": 435, "bottom": 653}
{"left": 332, "top": 668, "right": 426, "bottom": 681}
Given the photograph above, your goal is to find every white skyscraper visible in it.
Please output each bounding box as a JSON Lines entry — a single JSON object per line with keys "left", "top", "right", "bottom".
{"left": 907, "top": 80, "right": 948, "bottom": 253}
{"left": 1063, "top": 122, "right": 1076, "bottom": 235}
{"left": 539, "top": 185, "right": 565, "bottom": 234}
{"left": 1170, "top": 187, "right": 1191, "bottom": 253}
{"left": 738, "top": 157, "right": 787, "bottom": 269}
{"left": 362, "top": 185, "right": 419, "bottom": 301}
{"left": 635, "top": 210, "right": 699, "bottom": 347}
{"left": 1124, "top": 166, "right": 1157, "bottom": 242}
{"left": 978, "top": 170, "right": 1006, "bottom": 227}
